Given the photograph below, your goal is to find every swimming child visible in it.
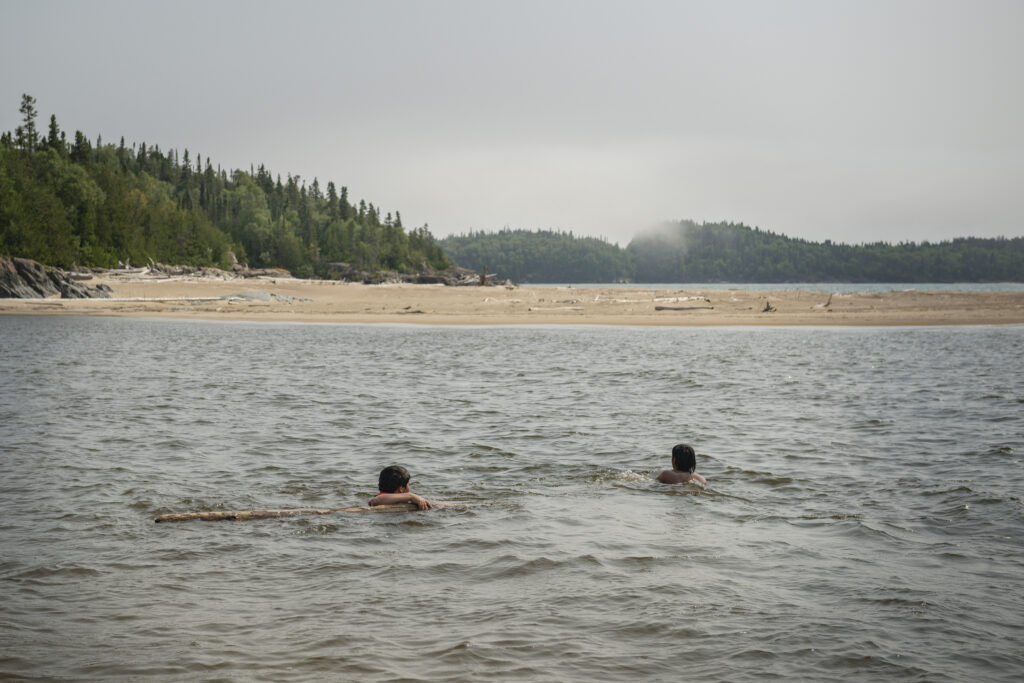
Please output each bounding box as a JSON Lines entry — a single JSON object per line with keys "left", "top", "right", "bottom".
{"left": 368, "top": 465, "right": 433, "bottom": 510}
{"left": 656, "top": 444, "right": 707, "bottom": 485}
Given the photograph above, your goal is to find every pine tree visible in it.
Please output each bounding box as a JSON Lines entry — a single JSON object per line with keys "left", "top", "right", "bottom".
{"left": 71, "top": 130, "right": 91, "bottom": 162}
{"left": 326, "top": 181, "right": 339, "bottom": 219}
{"left": 340, "top": 186, "right": 349, "bottom": 219}
{"left": 17, "top": 93, "right": 38, "bottom": 154}
{"left": 46, "top": 114, "right": 61, "bottom": 152}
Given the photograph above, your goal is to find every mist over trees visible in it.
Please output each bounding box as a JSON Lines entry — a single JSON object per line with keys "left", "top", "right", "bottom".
{"left": 627, "top": 221, "right": 1023, "bottom": 283}
{"left": 0, "top": 95, "right": 450, "bottom": 276}
{"left": 442, "top": 222, "right": 1023, "bottom": 283}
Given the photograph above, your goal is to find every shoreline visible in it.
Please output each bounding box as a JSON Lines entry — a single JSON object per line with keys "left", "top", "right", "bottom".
{"left": 2, "top": 275, "right": 1023, "bottom": 326}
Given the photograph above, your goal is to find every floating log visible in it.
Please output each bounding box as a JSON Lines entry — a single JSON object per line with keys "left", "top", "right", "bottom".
{"left": 654, "top": 305, "right": 714, "bottom": 311}
{"left": 154, "top": 502, "right": 420, "bottom": 523}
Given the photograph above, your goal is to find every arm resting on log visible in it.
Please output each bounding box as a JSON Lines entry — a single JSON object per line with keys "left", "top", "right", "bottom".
{"left": 154, "top": 503, "right": 420, "bottom": 523}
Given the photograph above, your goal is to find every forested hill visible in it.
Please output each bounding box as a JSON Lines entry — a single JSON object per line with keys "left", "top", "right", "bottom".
{"left": 439, "top": 229, "right": 633, "bottom": 283}
{"left": 0, "top": 94, "right": 450, "bottom": 277}
{"left": 628, "top": 221, "right": 1024, "bottom": 283}
{"left": 5, "top": 95, "right": 1019, "bottom": 284}
{"left": 441, "top": 223, "right": 1023, "bottom": 283}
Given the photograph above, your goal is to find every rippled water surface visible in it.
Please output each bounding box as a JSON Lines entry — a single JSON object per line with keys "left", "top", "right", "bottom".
{"left": 1, "top": 316, "right": 1022, "bottom": 681}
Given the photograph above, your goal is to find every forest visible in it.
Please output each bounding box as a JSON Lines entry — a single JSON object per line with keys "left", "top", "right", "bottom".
{"left": 440, "top": 221, "right": 1022, "bottom": 283}
{"left": 0, "top": 94, "right": 450, "bottom": 277}
{"left": 3, "top": 94, "right": 1020, "bottom": 284}
{"left": 627, "top": 221, "right": 1024, "bottom": 283}
{"left": 439, "top": 229, "right": 633, "bottom": 283}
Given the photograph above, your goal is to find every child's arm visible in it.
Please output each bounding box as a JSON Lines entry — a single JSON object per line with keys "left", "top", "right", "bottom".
{"left": 369, "top": 492, "right": 433, "bottom": 510}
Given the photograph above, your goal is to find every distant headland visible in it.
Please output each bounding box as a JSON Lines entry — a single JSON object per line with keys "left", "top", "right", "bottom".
{"left": 3, "top": 94, "right": 1021, "bottom": 287}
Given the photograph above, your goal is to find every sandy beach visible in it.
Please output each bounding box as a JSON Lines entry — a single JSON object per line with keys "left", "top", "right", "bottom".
{"left": 2, "top": 274, "right": 1022, "bottom": 326}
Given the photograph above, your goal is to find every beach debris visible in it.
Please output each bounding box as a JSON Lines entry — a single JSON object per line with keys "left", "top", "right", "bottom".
{"left": 221, "top": 292, "right": 313, "bottom": 303}
{"left": 325, "top": 263, "right": 498, "bottom": 286}
{"left": 655, "top": 296, "right": 710, "bottom": 303}
{"left": 762, "top": 300, "right": 776, "bottom": 312}
{"left": 598, "top": 295, "right": 710, "bottom": 304}
{"left": 224, "top": 291, "right": 272, "bottom": 301}
{"left": 655, "top": 305, "right": 714, "bottom": 311}
{"left": 83, "top": 261, "right": 291, "bottom": 281}
{"left": 528, "top": 306, "right": 584, "bottom": 311}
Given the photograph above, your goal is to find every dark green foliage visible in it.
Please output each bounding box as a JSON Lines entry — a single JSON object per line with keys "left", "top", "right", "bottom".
{"left": 440, "top": 228, "right": 634, "bottom": 283}
{"left": 0, "top": 96, "right": 452, "bottom": 276}
{"left": 628, "top": 221, "right": 1024, "bottom": 283}
{"left": 442, "top": 222, "right": 1022, "bottom": 283}
{"left": 16, "top": 94, "right": 38, "bottom": 155}
{"left": 6, "top": 94, "right": 1015, "bottom": 283}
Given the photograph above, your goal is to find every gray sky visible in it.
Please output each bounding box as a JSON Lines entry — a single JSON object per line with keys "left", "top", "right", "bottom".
{"left": 2, "top": 0, "right": 1021, "bottom": 245}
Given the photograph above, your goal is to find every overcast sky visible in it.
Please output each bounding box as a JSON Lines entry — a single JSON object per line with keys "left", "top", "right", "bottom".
{"left": 2, "top": 0, "right": 1021, "bottom": 245}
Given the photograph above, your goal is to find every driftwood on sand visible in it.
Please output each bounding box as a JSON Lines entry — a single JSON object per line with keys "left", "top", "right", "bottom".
{"left": 654, "top": 305, "right": 714, "bottom": 311}
{"left": 154, "top": 503, "right": 424, "bottom": 523}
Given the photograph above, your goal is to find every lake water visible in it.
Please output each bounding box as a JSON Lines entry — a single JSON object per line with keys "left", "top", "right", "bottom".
{"left": 1, "top": 316, "right": 1022, "bottom": 681}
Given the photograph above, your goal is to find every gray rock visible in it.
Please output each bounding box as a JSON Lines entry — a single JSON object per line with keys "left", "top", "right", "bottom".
{"left": 1, "top": 256, "right": 43, "bottom": 298}
{"left": 15, "top": 257, "right": 61, "bottom": 297}
{"left": 0, "top": 255, "right": 112, "bottom": 299}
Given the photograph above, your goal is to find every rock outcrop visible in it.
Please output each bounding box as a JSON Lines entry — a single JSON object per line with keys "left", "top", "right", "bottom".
{"left": 0, "top": 256, "right": 112, "bottom": 299}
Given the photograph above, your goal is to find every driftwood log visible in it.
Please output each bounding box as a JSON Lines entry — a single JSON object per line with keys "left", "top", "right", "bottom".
{"left": 654, "top": 305, "right": 714, "bottom": 311}
{"left": 154, "top": 502, "right": 422, "bottom": 523}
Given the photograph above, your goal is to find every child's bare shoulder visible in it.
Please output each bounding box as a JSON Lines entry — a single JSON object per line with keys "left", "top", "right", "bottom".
{"left": 656, "top": 470, "right": 705, "bottom": 485}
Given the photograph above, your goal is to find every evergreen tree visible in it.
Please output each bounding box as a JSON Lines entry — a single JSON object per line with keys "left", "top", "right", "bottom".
{"left": 326, "top": 181, "right": 339, "bottom": 219}
{"left": 45, "top": 114, "right": 61, "bottom": 152}
{"left": 16, "top": 93, "right": 38, "bottom": 154}
{"left": 71, "top": 130, "right": 91, "bottom": 163}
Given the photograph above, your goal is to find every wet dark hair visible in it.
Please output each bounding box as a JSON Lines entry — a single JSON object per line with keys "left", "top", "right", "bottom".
{"left": 378, "top": 465, "right": 411, "bottom": 493}
{"left": 671, "top": 444, "right": 697, "bottom": 472}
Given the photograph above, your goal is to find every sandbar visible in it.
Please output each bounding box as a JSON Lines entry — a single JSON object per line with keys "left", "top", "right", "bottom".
{"left": 1, "top": 274, "right": 1022, "bottom": 326}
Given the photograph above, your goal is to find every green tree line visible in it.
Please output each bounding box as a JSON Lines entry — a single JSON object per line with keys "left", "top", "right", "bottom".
{"left": 439, "top": 228, "right": 633, "bottom": 283}
{"left": 0, "top": 94, "right": 450, "bottom": 276}
{"left": 442, "top": 221, "right": 1022, "bottom": 283}
{"left": 628, "top": 220, "right": 1024, "bottom": 283}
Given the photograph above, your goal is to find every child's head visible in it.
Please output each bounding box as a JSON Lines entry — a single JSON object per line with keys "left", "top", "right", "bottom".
{"left": 671, "top": 444, "right": 697, "bottom": 472}
{"left": 378, "top": 465, "right": 411, "bottom": 493}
